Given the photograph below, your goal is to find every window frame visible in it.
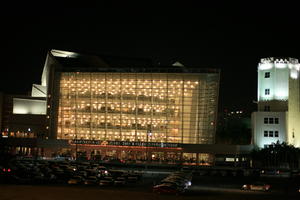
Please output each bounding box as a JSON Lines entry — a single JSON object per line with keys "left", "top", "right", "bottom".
{"left": 269, "top": 131, "right": 274, "bottom": 137}
{"left": 265, "top": 72, "right": 270, "bottom": 78}
{"left": 269, "top": 118, "right": 274, "bottom": 124}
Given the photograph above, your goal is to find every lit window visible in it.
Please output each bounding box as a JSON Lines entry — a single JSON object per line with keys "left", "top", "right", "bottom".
{"left": 264, "top": 131, "right": 268, "bottom": 137}
{"left": 265, "top": 89, "right": 270, "bottom": 95}
{"left": 269, "top": 131, "right": 273, "bottom": 137}
{"left": 275, "top": 118, "right": 279, "bottom": 124}
{"left": 269, "top": 118, "right": 274, "bottom": 124}
{"left": 265, "top": 72, "right": 270, "bottom": 78}
{"left": 264, "top": 118, "right": 268, "bottom": 124}
{"left": 275, "top": 131, "right": 279, "bottom": 137}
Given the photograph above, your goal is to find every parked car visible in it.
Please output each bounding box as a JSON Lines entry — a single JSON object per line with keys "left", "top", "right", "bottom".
{"left": 126, "top": 172, "right": 141, "bottom": 183}
{"left": 153, "top": 183, "right": 185, "bottom": 195}
{"left": 99, "top": 179, "right": 113, "bottom": 186}
{"left": 67, "top": 176, "right": 84, "bottom": 185}
{"left": 242, "top": 182, "right": 271, "bottom": 191}
{"left": 84, "top": 176, "right": 98, "bottom": 185}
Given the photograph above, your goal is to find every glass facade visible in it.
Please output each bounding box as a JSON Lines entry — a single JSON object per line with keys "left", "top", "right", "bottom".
{"left": 57, "top": 72, "right": 218, "bottom": 144}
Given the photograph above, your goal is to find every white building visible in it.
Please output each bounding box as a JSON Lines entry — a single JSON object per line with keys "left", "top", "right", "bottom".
{"left": 252, "top": 57, "right": 300, "bottom": 148}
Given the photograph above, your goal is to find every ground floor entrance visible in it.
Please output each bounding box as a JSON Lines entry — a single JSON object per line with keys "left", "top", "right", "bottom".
{"left": 40, "top": 144, "right": 214, "bottom": 166}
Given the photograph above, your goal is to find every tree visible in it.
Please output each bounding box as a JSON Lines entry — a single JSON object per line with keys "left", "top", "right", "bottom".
{"left": 251, "top": 141, "right": 300, "bottom": 169}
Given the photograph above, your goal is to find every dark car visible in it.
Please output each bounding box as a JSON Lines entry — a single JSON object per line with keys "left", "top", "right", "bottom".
{"left": 114, "top": 177, "right": 126, "bottom": 186}
{"left": 99, "top": 176, "right": 114, "bottom": 186}
{"left": 84, "top": 176, "right": 98, "bottom": 185}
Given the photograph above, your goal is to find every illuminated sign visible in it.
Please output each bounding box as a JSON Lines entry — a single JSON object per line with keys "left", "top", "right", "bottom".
{"left": 70, "top": 139, "right": 181, "bottom": 148}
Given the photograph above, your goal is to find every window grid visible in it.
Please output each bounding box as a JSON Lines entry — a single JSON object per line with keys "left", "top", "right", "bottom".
{"left": 57, "top": 72, "right": 219, "bottom": 144}
{"left": 265, "top": 89, "right": 270, "bottom": 95}
{"left": 263, "top": 130, "right": 279, "bottom": 137}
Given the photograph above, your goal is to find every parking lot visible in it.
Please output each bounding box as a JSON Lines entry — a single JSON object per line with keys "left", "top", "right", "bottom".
{"left": 0, "top": 159, "right": 299, "bottom": 199}
{"left": 0, "top": 159, "right": 145, "bottom": 187}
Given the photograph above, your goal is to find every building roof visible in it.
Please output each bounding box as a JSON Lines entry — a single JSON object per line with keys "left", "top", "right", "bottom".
{"left": 49, "top": 49, "right": 220, "bottom": 74}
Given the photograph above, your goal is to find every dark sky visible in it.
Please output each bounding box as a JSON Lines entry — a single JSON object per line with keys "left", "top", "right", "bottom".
{"left": 1, "top": 1, "right": 300, "bottom": 115}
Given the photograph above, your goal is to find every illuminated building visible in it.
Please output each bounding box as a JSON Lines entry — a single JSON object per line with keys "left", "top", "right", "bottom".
{"left": 45, "top": 49, "right": 220, "bottom": 161}
{"left": 252, "top": 57, "right": 300, "bottom": 148}
{"left": 2, "top": 49, "right": 248, "bottom": 165}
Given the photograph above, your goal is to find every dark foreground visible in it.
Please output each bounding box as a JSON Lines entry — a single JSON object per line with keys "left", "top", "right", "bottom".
{"left": 0, "top": 184, "right": 299, "bottom": 200}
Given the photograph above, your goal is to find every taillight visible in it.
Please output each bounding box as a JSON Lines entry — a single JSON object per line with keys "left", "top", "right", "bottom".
{"left": 2, "top": 168, "right": 6, "bottom": 172}
{"left": 7, "top": 168, "right": 11, "bottom": 172}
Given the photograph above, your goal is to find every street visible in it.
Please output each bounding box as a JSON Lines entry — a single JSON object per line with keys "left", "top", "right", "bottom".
{"left": 0, "top": 174, "right": 299, "bottom": 200}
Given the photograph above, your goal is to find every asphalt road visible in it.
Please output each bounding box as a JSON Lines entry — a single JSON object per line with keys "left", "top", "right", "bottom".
{"left": 0, "top": 177, "right": 299, "bottom": 200}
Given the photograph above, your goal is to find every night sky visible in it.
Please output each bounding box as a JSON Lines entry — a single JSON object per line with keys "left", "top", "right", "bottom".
{"left": 1, "top": 2, "right": 300, "bottom": 115}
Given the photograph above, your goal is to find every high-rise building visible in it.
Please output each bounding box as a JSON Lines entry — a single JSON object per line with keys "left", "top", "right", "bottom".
{"left": 252, "top": 57, "right": 300, "bottom": 148}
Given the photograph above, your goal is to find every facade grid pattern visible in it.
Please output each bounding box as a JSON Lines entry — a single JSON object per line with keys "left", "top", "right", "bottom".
{"left": 57, "top": 72, "right": 218, "bottom": 144}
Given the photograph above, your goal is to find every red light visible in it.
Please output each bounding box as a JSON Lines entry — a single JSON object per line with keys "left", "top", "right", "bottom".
{"left": 7, "top": 168, "right": 11, "bottom": 172}
{"left": 2, "top": 168, "right": 6, "bottom": 172}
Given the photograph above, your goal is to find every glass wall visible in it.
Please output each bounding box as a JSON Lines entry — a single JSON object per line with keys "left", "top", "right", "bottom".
{"left": 57, "top": 72, "right": 218, "bottom": 144}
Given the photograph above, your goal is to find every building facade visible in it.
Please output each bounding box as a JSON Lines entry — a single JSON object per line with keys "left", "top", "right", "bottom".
{"left": 56, "top": 72, "right": 218, "bottom": 144}
{"left": 41, "top": 50, "right": 220, "bottom": 162}
{"left": 252, "top": 57, "right": 300, "bottom": 148}
{"left": 1, "top": 49, "right": 256, "bottom": 165}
